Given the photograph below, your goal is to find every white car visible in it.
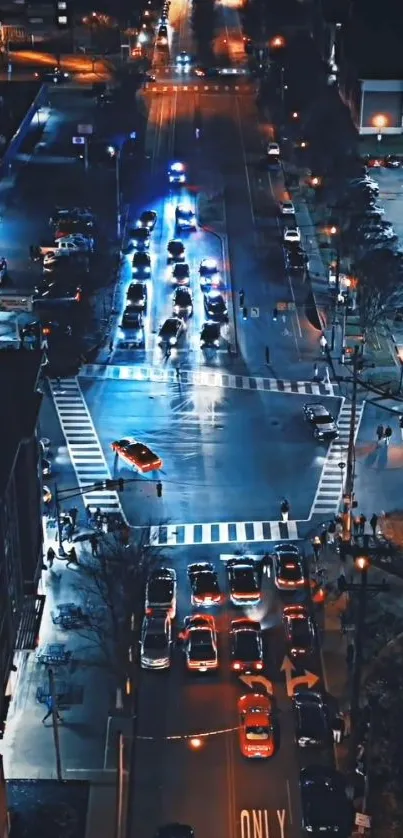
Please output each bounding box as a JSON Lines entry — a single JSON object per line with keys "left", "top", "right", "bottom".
{"left": 140, "top": 613, "right": 172, "bottom": 669}
{"left": 283, "top": 227, "right": 301, "bottom": 244}
{"left": 279, "top": 201, "right": 295, "bottom": 216}
{"left": 267, "top": 142, "right": 280, "bottom": 157}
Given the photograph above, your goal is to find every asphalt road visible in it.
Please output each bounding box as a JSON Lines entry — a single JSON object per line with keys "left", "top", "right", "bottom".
{"left": 128, "top": 543, "right": 333, "bottom": 838}
{"left": 82, "top": 376, "right": 341, "bottom": 525}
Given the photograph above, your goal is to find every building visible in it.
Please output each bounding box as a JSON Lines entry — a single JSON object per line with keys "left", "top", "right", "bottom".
{"left": 0, "top": 350, "right": 45, "bottom": 733}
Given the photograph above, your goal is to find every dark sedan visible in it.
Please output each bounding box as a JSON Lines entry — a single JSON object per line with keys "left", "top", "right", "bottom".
{"left": 203, "top": 291, "right": 228, "bottom": 322}
{"left": 300, "top": 766, "right": 354, "bottom": 836}
{"left": 303, "top": 402, "right": 339, "bottom": 441}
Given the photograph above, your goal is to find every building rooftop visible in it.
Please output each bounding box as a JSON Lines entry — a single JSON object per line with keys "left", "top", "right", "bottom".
{"left": 0, "top": 350, "right": 43, "bottom": 496}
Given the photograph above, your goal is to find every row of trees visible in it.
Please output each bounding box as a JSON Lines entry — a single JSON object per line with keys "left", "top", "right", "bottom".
{"left": 70, "top": 529, "right": 166, "bottom": 692}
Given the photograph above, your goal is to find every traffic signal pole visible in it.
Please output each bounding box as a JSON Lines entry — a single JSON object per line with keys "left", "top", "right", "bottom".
{"left": 342, "top": 346, "right": 359, "bottom": 543}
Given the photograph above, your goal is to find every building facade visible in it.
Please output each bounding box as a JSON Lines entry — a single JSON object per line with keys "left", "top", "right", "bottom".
{"left": 0, "top": 350, "right": 44, "bottom": 732}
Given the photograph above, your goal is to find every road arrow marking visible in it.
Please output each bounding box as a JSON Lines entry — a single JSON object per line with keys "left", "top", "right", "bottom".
{"left": 280, "top": 655, "right": 319, "bottom": 697}
{"left": 239, "top": 674, "right": 274, "bottom": 696}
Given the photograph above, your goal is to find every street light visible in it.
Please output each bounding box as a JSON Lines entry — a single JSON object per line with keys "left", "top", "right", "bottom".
{"left": 270, "top": 35, "right": 285, "bottom": 49}
{"left": 107, "top": 143, "right": 123, "bottom": 240}
{"left": 372, "top": 113, "right": 388, "bottom": 145}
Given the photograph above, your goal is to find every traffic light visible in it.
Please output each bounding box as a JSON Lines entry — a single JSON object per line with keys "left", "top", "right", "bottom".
{"left": 156, "top": 481, "right": 162, "bottom": 497}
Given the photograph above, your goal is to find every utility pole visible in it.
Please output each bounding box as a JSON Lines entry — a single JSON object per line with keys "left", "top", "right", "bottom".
{"left": 342, "top": 345, "right": 359, "bottom": 544}
{"left": 48, "top": 668, "right": 63, "bottom": 781}
{"left": 54, "top": 483, "right": 66, "bottom": 558}
{"left": 346, "top": 559, "right": 389, "bottom": 781}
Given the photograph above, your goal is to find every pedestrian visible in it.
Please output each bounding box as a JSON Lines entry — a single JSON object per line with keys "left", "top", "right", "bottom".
{"left": 86, "top": 506, "right": 93, "bottom": 525}
{"left": 102, "top": 513, "right": 109, "bottom": 534}
{"left": 376, "top": 424, "right": 384, "bottom": 443}
{"left": 65, "top": 522, "right": 74, "bottom": 543}
{"left": 328, "top": 519, "right": 336, "bottom": 544}
{"left": 272, "top": 307, "right": 278, "bottom": 321}
{"left": 353, "top": 516, "right": 360, "bottom": 536}
{"left": 332, "top": 713, "right": 345, "bottom": 744}
{"left": 239, "top": 289, "right": 245, "bottom": 307}
{"left": 370, "top": 513, "right": 378, "bottom": 538}
{"left": 42, "top": 695, "right": 62, "bottom": 724}
{"left": 175, "top": 367, "right": 181, "bottom": 381}
{"left": 384, "top": 425, "right": 392, "bottom": 445}
{"left": 109, "top": 338, "right": 114, "bottom": 353}
{"left": 265, "top": 346, "right": 270, "bottom": 365}
{"left": 312, "top": 536, "right": 321, "bottom": 561}
{"left": 46, "top": 546, "right": 56, "bottom": 568}
{"left": 324, "top": 366, "right": 330, "bottom": 384}
{"left": 280, "top": 498, "right": 290, "bottom": 522}
{"left": 89, "top": 534, "right": 98, "bottom": 557}
{"left": 359, "top": 513, "right": 366, "bottom": 536}
{"left": 95, "top": 507, "right": 102, "bottom": 530}
{"left": 69, "top": 507, "right": 78, "bottom": 530}
{"left": 346, "top": 643, "right": 355, "bottom": 671}
{"left": 242, "top": 306, "right": 248, "bottom": 320}
{"left": 66, "top": 546, "right": 78, "bottom": 568}
{"left": 319, "top": 334, "right": 328, "bottom": 354}
{"left": 313, "top": 363, "right": 319, "bottom": 381}
{"left": 337, "top": 568, "right": 347, "bottom": 594}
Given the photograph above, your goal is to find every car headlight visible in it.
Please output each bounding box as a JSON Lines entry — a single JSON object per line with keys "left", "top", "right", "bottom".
{"left": 132, "top": 267, "right": 138, "bottom": 272}
{"left": 145, "top": 266, "right": 150, "bottom": 273}
{"left": 305, "top": 827, "right": 313, "bottom": 833}
{"left": 214, "top": 339, "right": 219, "bottom": 347}
{"left": 170, "top": 336, "right": 177, "bottom": 345}
{"left": 200, "top": 340, "right": 205, "bottom": 347}
{"left": 173, "top": 305, "right": 180, "bottom": 313}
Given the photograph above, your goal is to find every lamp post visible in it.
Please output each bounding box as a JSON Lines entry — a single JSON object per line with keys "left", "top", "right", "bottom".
{"left": 347, "top": 557, "right": 389, "bottom": 779}
{"left": 107, "top": 143, "right": 123, "bottom": 240}
{"left": 372, "top": 113, "right": 388, "bottom": 147}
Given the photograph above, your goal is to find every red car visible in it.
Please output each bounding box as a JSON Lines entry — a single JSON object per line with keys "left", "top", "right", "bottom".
{"left": 238, "top": 693, "right": 275, "bottom": 758}
{"left": 111, "top": 437, "right": 162, "bottom": 473}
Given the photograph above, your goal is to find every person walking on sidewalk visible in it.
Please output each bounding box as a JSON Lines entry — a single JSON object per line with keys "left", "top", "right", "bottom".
{"left": 280, "top": 498, "right": 290, "bottom": 522}
{"left": 376, "top": 424, "right": 384, "bottom": 444}
{"left": 384, "top": 425, "right": 392, "bottom": 445}
{"left": 46, "top": 546, "right": 56, "bottom": 569}
{"left": 90, "top": 534, "right": 98, "bottom": 557}
{"left": 332, "top": 713, "right": 345, "bottom": 744}
{"left": 313, "top": 363, "right": 320, "bottom": 381}
{"left": 359, "top": 513, "right": 367, "bottom": 535}
{"left": 66, "top": 546, "right": 79, "bottom": 568}
{"left": 319, "top": 334, "right": 328, "bottom": 355}
{"left": 86, "top": 506, "right": 93, "bottom": 526}
{"left": 42, "top": 695, "right": 62, "bottom": 724}
{"left": 370, "top": 513, "right": 378, "bottom": 538}
{"left": 69, "top": 507, "right": 78, "bottom": 531}
{"left": 65, "top": 521, "right": 74, "bottom": 543}
{"left": 312, "top": 536, "right": 321, "bottom": 562}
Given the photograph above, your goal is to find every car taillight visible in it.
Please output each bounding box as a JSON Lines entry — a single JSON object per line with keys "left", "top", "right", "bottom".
{"left": 75, "top": 291, "right": 81, "bottom": 302}
{"left": 145, "top": 607, "right": 152, "bottom": 615}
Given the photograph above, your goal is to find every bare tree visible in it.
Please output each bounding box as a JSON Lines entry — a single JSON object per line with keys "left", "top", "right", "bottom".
{"left": 71, "top": 526, "right": 168, "bottom": 688}
{"left": 354, "top": 248, "right": 403, "bottom": 327}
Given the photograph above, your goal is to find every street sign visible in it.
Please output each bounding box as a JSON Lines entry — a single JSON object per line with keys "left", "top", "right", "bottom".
{"left": 250, "top": 307, "right": 259, "bottom": 318}
{"left": 0, "top": 295, "right": 32, "bottom": 312}
{"left": 77, "top": 123, "right": 93, "bottom": 135}
{"left": 355, "top": 813, "right": 371, "bottom": 829}
{"left": 72, "top": 136, "right": 85, "bottom": 145}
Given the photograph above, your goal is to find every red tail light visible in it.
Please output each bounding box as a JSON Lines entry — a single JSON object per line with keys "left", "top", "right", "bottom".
{"left": 145, "top": 607, "right": 152, "bottom": 615}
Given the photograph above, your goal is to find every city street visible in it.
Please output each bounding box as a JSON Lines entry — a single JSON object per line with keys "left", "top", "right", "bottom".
{"left": 129, "top": 543, "right": 332, "bottom": 838}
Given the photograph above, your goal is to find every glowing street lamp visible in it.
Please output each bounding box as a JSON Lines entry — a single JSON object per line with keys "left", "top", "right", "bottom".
{"left": 372, "top": 113, "right": 388, "bottom": 144}
{"left": 270, "top": 35, "right": 285, "bottom": 49}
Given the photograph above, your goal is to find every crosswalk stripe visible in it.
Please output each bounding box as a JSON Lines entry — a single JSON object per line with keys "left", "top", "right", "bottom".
{"left": 79, "top": 364, "right": 335, "bottom": 396}
{"left": 50, "top": 378, "right": 125, "bottom": 516}
{"left": 147, "top": 520, "right": 301, "bottom": 546}
{"left": 310, "top": 401, "right": 365, "bottom": 517}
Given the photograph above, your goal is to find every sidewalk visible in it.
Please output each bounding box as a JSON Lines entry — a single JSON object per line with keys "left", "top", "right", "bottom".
{"left": 1, "top": 394, "right": 124, "bottom": 838}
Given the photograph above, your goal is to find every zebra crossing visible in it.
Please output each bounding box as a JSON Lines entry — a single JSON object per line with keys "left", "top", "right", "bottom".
{"left": 79, "top": 364, "right": 336, "bottom": 396}
{"left": 309, "top": 401, "right": 365, "bottom": 516}
{"left": 148, "top": 519, "right": 300, "bottom": 546}
{"left": 49, "top": 378, "right": 124, "bottom": 515}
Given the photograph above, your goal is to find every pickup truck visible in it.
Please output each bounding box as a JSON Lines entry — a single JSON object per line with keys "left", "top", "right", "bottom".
{"left": 38, "top": 235, "right": 93, "bottom": 257}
